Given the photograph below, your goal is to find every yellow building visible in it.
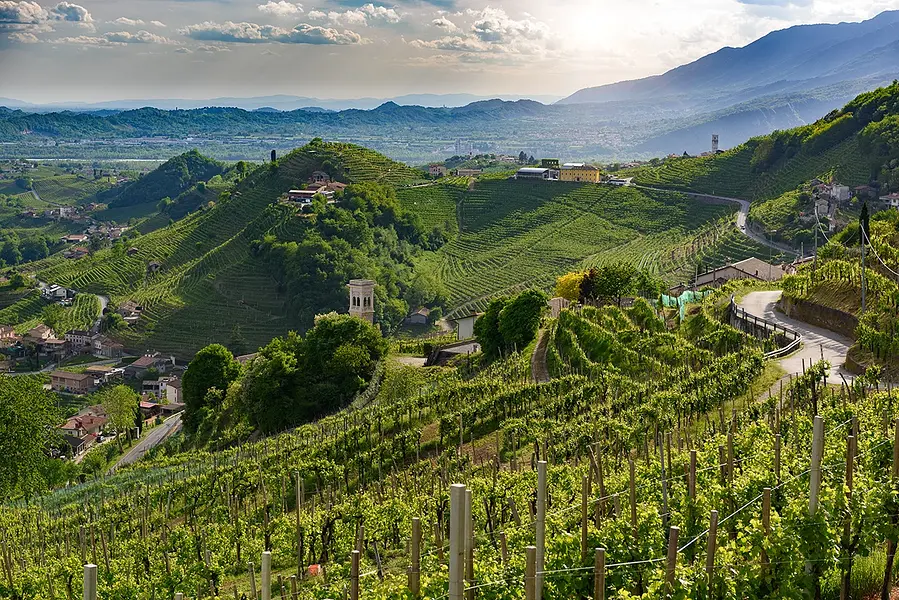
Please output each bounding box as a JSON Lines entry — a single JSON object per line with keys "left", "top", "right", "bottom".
{"left": 560, "top": 163, "right": 602, "bottom": 183}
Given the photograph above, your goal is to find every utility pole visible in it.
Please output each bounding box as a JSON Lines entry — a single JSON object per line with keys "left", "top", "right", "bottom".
{"left": 861, "top": 226, "right": 867, "bottom": 313}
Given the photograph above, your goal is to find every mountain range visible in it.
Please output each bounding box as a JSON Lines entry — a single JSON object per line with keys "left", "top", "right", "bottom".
{"left": 3, "top": 11, "right": 899, "bottom": 160}
{"left": 0, "top": 93, "right": 564, "bottom": 113}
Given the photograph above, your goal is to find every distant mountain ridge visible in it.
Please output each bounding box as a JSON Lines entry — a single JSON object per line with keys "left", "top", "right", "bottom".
{"left": 1, "top": 93, "right": 563, "bottom": 113}
{"left": 559, "top": 10, "right": 899, "bottom": 108}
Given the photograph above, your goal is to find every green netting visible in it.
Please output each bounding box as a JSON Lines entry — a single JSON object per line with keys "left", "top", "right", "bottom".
{"left": 661, "top": 289, "right": 714, "bottom": 320}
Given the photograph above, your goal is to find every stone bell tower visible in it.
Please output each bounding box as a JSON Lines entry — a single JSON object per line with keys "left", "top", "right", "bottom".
{"left": 348, "top": 279, "right": 376, "bottom": 324}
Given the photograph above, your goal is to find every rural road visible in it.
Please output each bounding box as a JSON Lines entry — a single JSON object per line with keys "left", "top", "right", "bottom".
{"left": 109, "top": 414, "right": 181, "bottom": 473}
{"left": 636, "top": 185, "right": 794, "bottom": 255}
{"left": 739, "top": 290, "right": 853, "bottom": 384}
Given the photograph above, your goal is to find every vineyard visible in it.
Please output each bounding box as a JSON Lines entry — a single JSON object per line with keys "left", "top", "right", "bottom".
{"left": 625, "top": 137, "right": 870, "bottom": 203}
{"left": 6, "top": 299, "right": 895, "bottom": 599}
{"left": 423, "top": 181, "right": 739, "bottom": 318}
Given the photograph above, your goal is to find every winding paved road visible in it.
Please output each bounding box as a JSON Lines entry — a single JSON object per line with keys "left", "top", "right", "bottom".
{"left": 739, "top": 290, "right": 853, "bottom": 385}
{"left": 636, "top": 186, "right": 795, "bottom": 255}
{"left": 108, "top": 414, "right": 182, "bottom": 474}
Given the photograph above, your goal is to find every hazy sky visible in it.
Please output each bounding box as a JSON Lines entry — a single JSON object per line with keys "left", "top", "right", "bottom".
{"left": 0, "top": 0, "right": 895, "bottom": 103}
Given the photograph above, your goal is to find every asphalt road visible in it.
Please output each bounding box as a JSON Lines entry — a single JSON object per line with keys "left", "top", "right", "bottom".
{"left": 739, "top": 290, "right": 853, "bottom": 385}
{"left": 108, "top": 414, "right": 182, "bottom": 473}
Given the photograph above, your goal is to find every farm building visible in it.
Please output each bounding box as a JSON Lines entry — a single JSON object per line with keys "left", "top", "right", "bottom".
{"left": 51, "top": 371, "right": 96, "bottom": 394}
{"left": 65, "top": 329, "right": 94, "bottom": 348}
{"left": 515, "top": 168, "right": 556, "bottom": 181}
{"left": 310, "top": 171, "right": 331, "bottom": 184}
{"left": 93, "top": 336, "right": 124, "bottom": 359}
{"left": 406, "top": 307, "right": 431, "bottom": 325}
{"left": 449, "top": 313, "right": 480, "bottom": 340}
{"left": 125, "top": 353, "right": 175, "bottom": 379}
{"left": 560, "top": 163, "right": 602, "bottom": 183}
{"left": 429, "top": 164, "right": 447, "bottom": 177}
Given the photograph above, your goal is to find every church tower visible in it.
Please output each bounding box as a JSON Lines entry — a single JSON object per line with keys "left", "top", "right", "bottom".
{"left": 348, "top": 279, "right": 376, "bottom": 324}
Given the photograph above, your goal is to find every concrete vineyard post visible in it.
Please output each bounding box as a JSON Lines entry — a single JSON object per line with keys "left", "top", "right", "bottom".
{"left": 82, "top": 564, "right": 97, "bottom": 600}
{"left": 175, "top": 594, "right": 183, "bottom": 600}
{"left": 762, "top": 488, "right": 771, "bottom": 571}
{"left": 350, "top": 550, "right": 360, "bottom": 600}
{"left": 409, "top": 517, "right": 421, "bottom": 597}
{"left": 809, "top": 416, "right": 824, "bottom": 516}
{"left": 499, "top": 531, "right": 508, "bottom": 565}
{"left": 666, "top": 527, "right": 680, "bottom": 593}
{"left": 581, "top": 474, "right": 589, "bottom": 561}
{"left": 536, "top": 460, "right": 547, "bottom": 600}
{"left": 261, "top": 551, "right": 272, "bottom": 600}
{"left": 594, "top": 548, "right": 605, "bottom": 600}
{"left": 449, "top": 484, "right": 465, "bottom": 600}
{"left": 775, "top": 434, "right": 782, "bottom": 485}
{"left": 525, "top": 546, "right": 536, "bottom": 600}
{"left": 249, "top": 562, "right": 257, "bottom": 600}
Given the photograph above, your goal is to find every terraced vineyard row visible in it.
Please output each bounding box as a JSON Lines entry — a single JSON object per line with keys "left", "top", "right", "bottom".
{"left": 433, "top": 181, "right": 738, "bottom": 317}
{"left": 396, "top": 184, "right": 461, "bottom": 233}
{"left": 627, "top": 138, "right": 871, "bottom": 202}
{"left": 32, "top": 175, "right": 112, "bottom": 205}
{"left": 8, "top": 302, "right": 891, "bottom": 600}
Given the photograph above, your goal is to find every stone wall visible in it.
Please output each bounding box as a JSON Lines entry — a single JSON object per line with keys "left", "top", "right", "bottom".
{"left": 778, "top": 295, "right": 858, "bottom": 339}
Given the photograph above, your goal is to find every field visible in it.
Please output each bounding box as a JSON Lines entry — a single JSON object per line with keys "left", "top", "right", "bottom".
{"left": 419, "top": 180, "right": 739, "bottom": 317}
{"left": 2, "top": 299, "right": 894, "bottom": 600}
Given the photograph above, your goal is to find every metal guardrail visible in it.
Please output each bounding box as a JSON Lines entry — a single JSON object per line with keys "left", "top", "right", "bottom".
{"left": 729, "top": 295, "right": 801, "bottom": 359}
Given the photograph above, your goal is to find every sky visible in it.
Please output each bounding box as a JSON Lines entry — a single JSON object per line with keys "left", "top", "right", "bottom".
{"left": 0, "top": 0, "right": 896, "bottom": 103}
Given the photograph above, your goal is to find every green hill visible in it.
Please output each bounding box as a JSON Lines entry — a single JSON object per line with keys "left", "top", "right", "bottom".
{"left": 622, "top": 83, "right": 899, "bottom": 200}
{"left": 101, "top": 150, "right": 225, "bottom": 208}
{"left": 6, "top": 141, "right": 425, "bottom": 357}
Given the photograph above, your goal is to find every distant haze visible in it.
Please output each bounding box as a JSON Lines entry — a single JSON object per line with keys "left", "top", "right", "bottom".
{"left": 0, "top": 0, "right": 892, "bottom": 103}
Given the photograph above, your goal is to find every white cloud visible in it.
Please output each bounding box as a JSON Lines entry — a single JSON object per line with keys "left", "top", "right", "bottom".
{"left": 54, "top": 34, "right": 117, "bottom": 46}
{"left": 411, "top": 8, "right": 553, "bottom": 56}
{"left": 307, "top": 4, "right": 400, "bottom": 27}
{"left": 180, "top": 20, "right": 365, "bottom": 45}
{"left": 52, "top": 29, "right": 174, "bottom": 46}
{"left": 150, "top": 20, "right": 166, "bottom": 28}
{"left": 8, "top": 29, "right": 37, "bottom": 42}
{"left": 257, "top": 1, "right": 303, "bottom": 17}
{"left": 197, "top": 44, "right": 230, "bottom": 52}
{"left": 49, "top": 2, "right": 92, "bottom": 24}
{"left": 105, "top": 30, "right": 174, "bottom": 44}
{"left": 431, "top": 17, "right": 459, "bottom": 33}
{"left": 113, "top": 17, "right": 144, "bottom": 27}
{"left": 0, "top": 1, "right": 47, "bottom": 26}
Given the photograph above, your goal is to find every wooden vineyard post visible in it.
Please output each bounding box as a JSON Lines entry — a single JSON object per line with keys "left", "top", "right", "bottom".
{"left": 249, "top": 562, "right": 258, "bottom": 600}
{"left": 594, "top": 548, "right": 606, "bottom": 600}
{"left": 809, "top": 416, "right": 825, "bottom": 516}
{"left": 536, "top": 461, "right": 547, "bottom": 600}
{"left": 666, "top": 527, "right": 680, "bottom": 594}
{"left": 706, "top": 511, "right": 719, "bottom": 597}
{"left": 350, "top": 550, "right": 360, "bottom": 600}
{"left": 289, "top": 575, "right": 297, "bottom": 600}
{"left": 449, "top": 484, "right": 466, "bottom": 600}
{"left": 525, "top": 546, "right": 536, "bottom": 600}
{"left": 261, "top": 551, "right": 272, "bottom": 600}
{"left": 295, "top": 473, "right": 303, "bottom": 579}
{"left": 82, "top": 564, "right": 97, "bottom": 600}
{"left": 581, "top": 474, "right": 589, "bottom": 561}
{"left": 689, "top": 450, "right": 696, "bottom": 500}
{"left": 841, "top": 435, "right": 856, "bottom": 600}
{"left": 775, "top": 435, "right": 782, "bottom": 485}
{"left": 409, "top": 517, "right": 421, "bottom": 597}
{"left": 628, "top": 456, "right": 637, "bottom": 536}
{"left": 762, "top": 488, "right": 771, "bottom": 573}
{"left": 500, "top": 531, "right": 508, "bottom": 565}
